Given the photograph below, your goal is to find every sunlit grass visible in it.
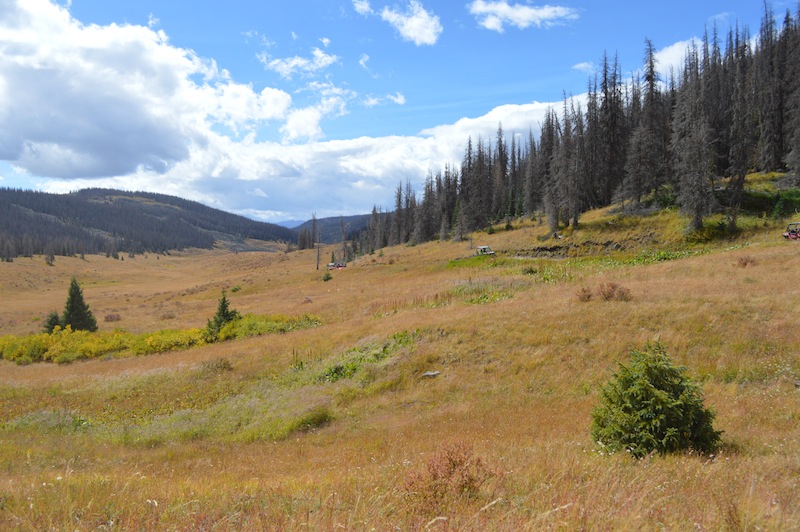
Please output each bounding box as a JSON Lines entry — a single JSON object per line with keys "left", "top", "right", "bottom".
{"left": 1, "top": 204, "right": 800, "bottom": 528}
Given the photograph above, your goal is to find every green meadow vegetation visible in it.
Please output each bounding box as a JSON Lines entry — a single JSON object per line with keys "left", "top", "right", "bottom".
{"left": 1, "top": 176, "right": 799, "bottom": 528}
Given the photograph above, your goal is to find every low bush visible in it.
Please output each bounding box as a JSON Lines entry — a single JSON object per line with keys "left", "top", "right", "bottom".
{"left": 217, "top": 314, "right": 321, "bottom": 341}
{"left": 591, "top": 342, "right": 722, "bottom": 457}
{"left": 576, "top": 286, "right": 593, "bottom": 302}
{"left": 0, "top": 314, "right": 317, "bottom": 364}
{"left": 402, "top": 442, "right": 501, "bottom": 515}
{"left": 598, "top": 282, "right": 632, "bottom": 301}
{"left": 736, "top": 255, "right": 757, "bottom": 268}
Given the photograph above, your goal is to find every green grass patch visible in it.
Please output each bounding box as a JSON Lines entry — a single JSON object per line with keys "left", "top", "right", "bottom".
{"left": 451, "top": 279, "right": 514, "bottom": 304}
{"left": 446, "top": 255, "right": 509, "bottom": 269}
{"left": 316, "top": 330, "right": 417, "bottom": 383}
{"left": 218, "top": 314, "right": 321, "bottom": 341}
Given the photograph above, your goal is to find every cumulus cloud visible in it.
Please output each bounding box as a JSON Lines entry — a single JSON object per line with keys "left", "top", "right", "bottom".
{"left": 0, "top": 0, "right": 573, "bottom": 222}
{"left": 0, "top": 0, "right": 230, "bottom": 178}
{"left": 353, "top": 0, "right": 373, "bottom": 16}
{"left": 572, "top": 61, "right": 594, "bottom": 74}
{"left": 388, "top": 92, "right": 406, "bottom": 105}
{"left": 212, "top": 84, "right": 292, "bottom": 135}
{"left": 419, "top": 101, "right": 554, "bottom": 163}
{"left": 260, "top": 47, "right": 339, "bottom": 79}
{"left": 655, "top": 37, "right": 700, "bottom": 80}
{"left": 467, "top": 0, "right": 578, "bottom": 32}
{"left": 380, "top": 1, "right": 443, "bottom": 46}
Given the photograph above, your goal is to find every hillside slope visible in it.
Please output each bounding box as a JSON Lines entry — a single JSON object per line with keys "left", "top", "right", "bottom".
{"left": 1, "top": 206, "right": 798, "bottom": 528}
{"left": 0, "top": 188, "right": 297, "bottom": 259}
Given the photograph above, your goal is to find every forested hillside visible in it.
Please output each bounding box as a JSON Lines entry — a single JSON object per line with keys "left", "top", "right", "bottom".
{"left": 0, "top": 188, "right": 297, "bottom": 260}
{"left": 355, "top": 5, "right": 800, "bottom": 253}
{"left": 295, "top": 213, "right": 371, "bottom": 248}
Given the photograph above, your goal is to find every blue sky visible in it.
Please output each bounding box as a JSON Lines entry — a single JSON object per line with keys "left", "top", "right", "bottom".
{"left": 0, "top": 0, "right": 775, "bottom": 222}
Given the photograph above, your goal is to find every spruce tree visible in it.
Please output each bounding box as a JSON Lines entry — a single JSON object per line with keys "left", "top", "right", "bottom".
{"left": 726, "top": 26, "right": 756, "bottom": 231}
{"left": 43, "top": 311, "right": 61, "bottom": 333}
{"left": 61, "top": 277, "right": 98, "bottom": 332}
{"left": 205, "top": 290, "right": 240, "bottom": 342}
{"left": 672, "top": 43, "right": 715, "bottom": 231}
{"left": 591, "top": 342, "right": 722, "bottom": 457}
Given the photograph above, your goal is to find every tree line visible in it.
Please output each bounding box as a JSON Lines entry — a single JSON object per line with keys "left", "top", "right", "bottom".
{"left": 353, "top": 4, "right": 800, "bottom": 254}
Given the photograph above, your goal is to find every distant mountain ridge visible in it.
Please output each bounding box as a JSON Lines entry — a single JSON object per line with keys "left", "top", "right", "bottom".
{"left": 0, "top": 188, "right": 298, "bottom": 259}
{"left": 296, "top": 214, "right": 372, "bottom": 244}
{"left": 276, "top": 220, "right": 306, "bottom": 229}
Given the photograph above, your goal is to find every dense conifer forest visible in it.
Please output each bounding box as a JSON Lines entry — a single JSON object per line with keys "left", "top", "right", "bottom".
{"left": 354, "top": 5, "right": 800, "bottom": 253}
{"left": 0, "top": 188, "right": 296, "bottom": 260}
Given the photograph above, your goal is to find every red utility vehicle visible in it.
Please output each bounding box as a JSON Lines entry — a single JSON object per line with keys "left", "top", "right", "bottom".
{"left": 783, "top": 222, "right": 800, "bottom": 240}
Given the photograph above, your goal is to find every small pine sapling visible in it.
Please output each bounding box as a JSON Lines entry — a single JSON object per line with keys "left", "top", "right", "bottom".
{"left": 205, "top": 290, "right": 240, "bottom": 342}
{"left": 591, "top": 342, "right": 721, "bottom": 457}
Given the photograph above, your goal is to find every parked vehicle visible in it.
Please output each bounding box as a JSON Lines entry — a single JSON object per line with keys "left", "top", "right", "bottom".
{"left": 475, "top": 245, "right": 495, "bottom": 256}
{"left": 783, "top": 222, "right": 800, "bottom": 240}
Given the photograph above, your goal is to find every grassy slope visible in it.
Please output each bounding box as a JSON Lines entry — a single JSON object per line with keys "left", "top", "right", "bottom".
{"left": 1, "top": 206, "right": 799, "bottom": 529}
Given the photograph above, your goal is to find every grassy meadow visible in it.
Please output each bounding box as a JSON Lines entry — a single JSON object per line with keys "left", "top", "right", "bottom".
{"left": 1, "top": 205, "right": 799, "bottom": 529}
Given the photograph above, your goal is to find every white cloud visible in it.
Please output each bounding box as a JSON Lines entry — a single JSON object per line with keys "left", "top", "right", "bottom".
{"left": 32, "top": 96, "right": 562, "bottom": 221}
{"left": 380, "top": 1, "right": 442, "bottom": 46}
{"left": 359, "top": 53, "right": 370, "bottom": 68}
{"left": 419, "top": 100, "right": 554, "bottom": 164}
{"left": 467, "top": 0, "right": 578, "bottom": 32}
{"left": 0, "top": 0, "right": 221, "bottom": 177}
{"left": 655, "top": 37, "right": 700, "bottom": 81}
{"left": 278, "top": 84, "right": 351, "bottom": 143}
{"left": 260, "top": 47, "right": 339, "bottom": 79}
{"left": 363, "top": 92, "right": 406, "bottom": 108}
{"left": 281, "top": 107, "right": 324, "bottom": 142}
{"left": 572, "top": 61, "right": 594, "bottom": 74}
{"left": 212, "top": 84, "right": 292, "bottom": 135}
{"left": 0, "top": 0, "right": 575, "bottom": 222}
{"left": 320, "top": 37, "right": 331, "bottom": 47}
{"left": 353, "top": 0, "right": 373, "bottom": 15}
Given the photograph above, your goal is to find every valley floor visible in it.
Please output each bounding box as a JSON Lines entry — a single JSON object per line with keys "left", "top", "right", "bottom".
{"left": 1, "top": 216, "right": 799, "bottom": 529}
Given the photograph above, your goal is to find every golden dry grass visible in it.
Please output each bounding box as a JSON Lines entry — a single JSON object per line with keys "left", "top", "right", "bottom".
{"left": 1, "top": 213, "right": 799, "bottom": 529}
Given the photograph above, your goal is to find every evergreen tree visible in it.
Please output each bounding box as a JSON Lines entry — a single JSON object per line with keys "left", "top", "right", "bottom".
{"left": 61, "top": 277, "right": 98, "bottom": 332}
{"left": 43, "top": 311, "right": 61, "bottom": 333}
{"left": 756, "top": 3, "right": 785, "bottom": 171}
{"left": 621, "top": 39, "right": 669, "bottom": 206}
{"left": 539, "top": 109, "right": 561, "bottom": 232}
{"left": 672, "top": 43, "right": 715, "bottom": 231}
{"left": 591, "top": 342, "right": 722, "bottom": 457}
{"left": 205, "top": 290, "right": 240, "bottom": 342}
{"left": 491, "top": 123, "right": 508, "bottom": 219}
{"left": 598, "top": 52, "right": 628, "bottom": 205}
{"left": 726, "top": 25, "right": 757, "bottom": 231}
{"left": 783, "top": 7, "right": 800, "bottom": 174}
{"left": 522, "top": 129, "right": 539, "bottom": 216}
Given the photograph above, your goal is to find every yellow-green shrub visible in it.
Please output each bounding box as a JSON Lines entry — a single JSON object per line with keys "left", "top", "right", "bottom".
{"left": 217, "top": 314, "right": 321, "bottom": 341}
{"left": 129, "top": 328, "right": 206, "bottom": 355}
{"left": 0, "top": 314, "right": 320, "bottom": 365}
